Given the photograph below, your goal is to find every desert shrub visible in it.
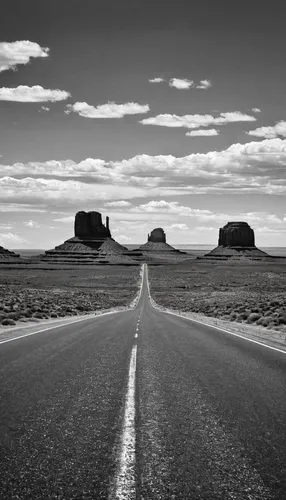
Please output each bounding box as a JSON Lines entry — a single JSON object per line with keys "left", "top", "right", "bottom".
{"left": 22, "top": 308, "right": 32, "bottom": 317}
{"left": 247, "top": 312, "right": 261, "bottom": 323}
{"left": 7, "top": 311, "right": 22, "bottom": 320}
{"left": 239, "top": 312, "right": 249, "bottom": 321}
{"left": 251, "top": 307, "right": 261, "bottom": 313}
{"left": 278, "top": 315, "right": 286, "bottom": 325}
{"left": 230, "top": 312, "right": 239, "bottom": 321}
{"left": 33, "top": 312, "right": 44, "bottom": 319}
{"left": 1, "top": 318, "right": 16, "bottom": 326}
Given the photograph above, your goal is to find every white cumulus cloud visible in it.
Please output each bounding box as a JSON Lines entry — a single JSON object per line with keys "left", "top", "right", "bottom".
{"left": 169, "top": 78, "right": 194, "bottom": 90}
{"left": 0, "top": 85, "right": 70, "bottom": 102}
{"left": 1, "top": 139, "right": 286, "bottom": 209}
{"left": 247, "top": 121, "right": 286, "bottom": 139}
{"left": 167, "top": 223, "right": 189, "bottom": 230}
{"left": 0, "top": 40, "right": 49, "bottom": 73}
{"left": 140, "top": 111, "right": 256, "bottom": 129}
{"left": 104, "top": 200, "right": 132, "bottom": 207}
{"left": 251, "top": 108, "right": 261, "bottom": 113}
{"left": 168, "top": 78, "right": 212, "bottom": 90}
{"left": 186, "top": 129, "right": 218, "bottom": 137}
{"left": 149, "top": 77, "right": 164, "bottom": 83}
{"left": 66, "top": 101, "right": 149, "bottom": 118}
{"left": 24, "top": 220, "right": 39, "bottom": 228}
{"left": 196, "top": 79, "right": 212, "bottom": 89}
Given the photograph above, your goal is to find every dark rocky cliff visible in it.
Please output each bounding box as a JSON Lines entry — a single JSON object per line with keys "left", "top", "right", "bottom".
{"left": 218, "top": 222, "right": 255, "bottom": 247}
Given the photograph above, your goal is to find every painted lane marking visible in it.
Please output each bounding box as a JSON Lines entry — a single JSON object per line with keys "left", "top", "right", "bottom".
{"left": 145, "top": 265, "right": 286, "bottom": 356}
{"left": 111, "top": 344, "right": 137, "bottom": 499}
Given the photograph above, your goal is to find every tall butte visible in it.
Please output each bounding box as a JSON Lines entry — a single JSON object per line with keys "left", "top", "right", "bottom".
{"left": 202, "top": 221, "right": 269, "bottom": 259}
{"left": 42, "top": 210, "right": 137, "bottom": 264}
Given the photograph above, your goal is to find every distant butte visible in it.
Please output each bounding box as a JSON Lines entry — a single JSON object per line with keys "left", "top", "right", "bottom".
{"left": 201, "top": 222, "right": 269, "bottom": 260}
{"left": 41, "top": 211, "right": 139, "bottom": 265}
{"left": 137, "top": 227, "right": 187, "bottom": 255}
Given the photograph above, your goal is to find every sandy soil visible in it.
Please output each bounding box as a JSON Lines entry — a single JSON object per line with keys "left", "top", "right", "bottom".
{"left": 148, "top": 260, "right": 286, "bottom": 351}
{"left": 0, "top": 265, "right": 140, "bottom": 329}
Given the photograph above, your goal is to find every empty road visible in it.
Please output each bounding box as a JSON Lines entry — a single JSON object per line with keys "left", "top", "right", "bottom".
{"left": 0, "top": 264, "right": 285, "bottom": 499}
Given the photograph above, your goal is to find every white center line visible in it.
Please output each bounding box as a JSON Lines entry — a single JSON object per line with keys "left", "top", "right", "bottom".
{"left": 110, "top": 344, "right": 137, "bottom": 499}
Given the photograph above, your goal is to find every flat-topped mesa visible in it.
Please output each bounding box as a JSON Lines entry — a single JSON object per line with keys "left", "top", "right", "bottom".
{"left": 74, "top": 211, "right": 111, "bottom": 240}
{"left": 138, "top": 227, "right": 186, "bottom": 254}
{"left": 41, "top": 210, "right": 139, "bottom": 264}
{"left": 148, "top": 227, "right": 166, "bottom": 243}
{"left": 218, "top": 222, "right": 255, "bottom": 247}
{"left": 202, "top": 221, "right": 269, "bottom": 260}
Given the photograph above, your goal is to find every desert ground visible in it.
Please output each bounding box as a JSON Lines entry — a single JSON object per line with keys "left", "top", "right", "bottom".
{"left": 148, "top": 260, "right": 286, "bottom": 345}
{"left": 0, "top": 265, "right": 139, "bottom": 328}
{"left": 1, "top": 259, "right": 286, "bottom": 348}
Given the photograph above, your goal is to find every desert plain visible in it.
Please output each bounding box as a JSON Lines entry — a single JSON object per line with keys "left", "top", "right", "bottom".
{"left": 0, "top": 257, "right": 285, "bottom": 350}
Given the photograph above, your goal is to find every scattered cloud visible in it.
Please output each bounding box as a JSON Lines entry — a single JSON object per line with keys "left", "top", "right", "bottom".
{"left": 53, "top": 216, "right": 74, "bottom": 223}
{"left": 167, "top": 223, "right": 188, "bottom": 230}
{"left": 0, "top": 232, "right": 26, "bottom": 245}
{"left": 252, "top": 108, "right": 261, "bottom": 113}
{"left": 0, "top": 223, "right": 13, "bottom": 230}
{"left": 186, "top": 129, "right": 218, "bottom": 137}
{"left": 0, "top": 40, "right": 49, "bottom": 73}
{"left": 247, "top": 121, "right": 286, "bottom": 139}
{"left": 66, "top": 101, "right": 150, "bottom": 118}
{"left": 196, "top": 79, "right": 212, "bottom": 90}
{"left": 24, "top": 219, "right": 40, "bottom": 228}
{"left": 1, "top": 139, "right": 286, "bottom": 209}
{"left": 168, "top": 78, "right": 212, "bottom": 90}
{"left": 117, "top": 235, "right": 131, "bottom": 241}
{"left": 169, "top": 78, "right": 194, "bottom": 90}
{"left": 140, "top": 111, "right": 256, "bottom": 129}
{"left": 0, "top": 85, "right": 70, "bottom": 102}
{"left": 255, "top": 226, "right": 286, "bottom": 234}
{"left": 195, "top": 226, "right": 217, "bottom": 231}
{"left": 149, "top": 77, "right": 164, "bottom": 83}
{"left": 0, "top": 203, "right": 47, "bottom": 213}
{"left": 39, "top": 106, "right": 50, "bottom": 112}
{"left": 104, "top": 200, "right": 132, "bottom": 207}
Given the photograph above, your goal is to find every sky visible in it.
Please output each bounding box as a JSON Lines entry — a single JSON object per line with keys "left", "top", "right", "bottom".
{"left": 0, "top": 0, "right": 286, "bottom": 249}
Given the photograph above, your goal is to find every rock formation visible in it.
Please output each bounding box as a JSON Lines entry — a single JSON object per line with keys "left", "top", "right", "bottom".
{"left": 202, "top": 221, "right": 269, "bottom": 260}
{"left": 0, "top": 245, "right": 21, "bottom": 261}
{"left": 74, "top": 211, "right": 111, "bottom": 240}
{"left": 148, "top": 228, "right": 166, "bottom": 243}
{"left": 41, "top": 211, "right": 139, "bottom": 265}
{"left": 218, "top": 222, "right": 255, "bottom": 247}
{"left": 137, "top": 227, "right": 187, "bottom": 258}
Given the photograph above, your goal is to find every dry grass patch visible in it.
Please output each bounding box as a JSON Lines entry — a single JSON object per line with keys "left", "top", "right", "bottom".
{"left": 149, "top": 261, "right": 286, "bottom": 334}
{"left": 0, "top": 266, "right": 140, "bottom": 327}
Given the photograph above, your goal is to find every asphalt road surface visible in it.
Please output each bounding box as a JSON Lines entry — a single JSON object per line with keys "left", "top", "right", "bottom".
{"left": 0, "top": 265, "right": 285, "bottom": 499}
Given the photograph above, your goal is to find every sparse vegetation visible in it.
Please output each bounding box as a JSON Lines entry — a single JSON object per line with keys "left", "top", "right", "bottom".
{"left": 0, "top": 266, "right": 140, "bottom": 327}
{"left": 149, "top": 262, "right": 286, "bottom": 334}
